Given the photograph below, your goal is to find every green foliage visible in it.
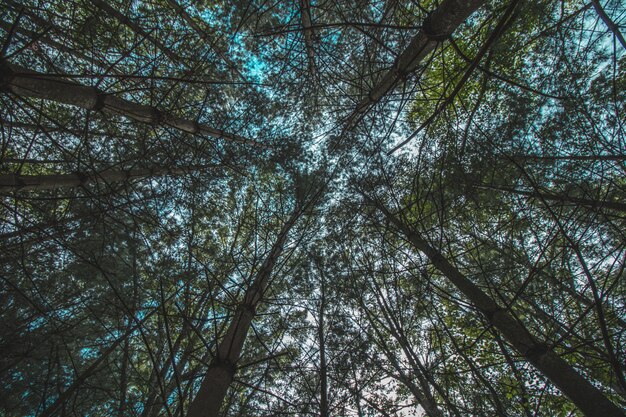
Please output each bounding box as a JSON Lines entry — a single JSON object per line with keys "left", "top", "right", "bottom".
{"left": 1, "top": 0, "right": 625, "bottom": 415}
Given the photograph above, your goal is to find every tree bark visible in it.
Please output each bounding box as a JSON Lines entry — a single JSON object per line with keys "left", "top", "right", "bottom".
{"left": 0, "top": 165, "right": 209, "bottom": 192}
{"left": 482, "top": 184, "right": 626, "bottom": 213}
{"left": 0, "top": 61, "right": 258, "bottom": 146}
{"left": 299, "top": 0, "right": 317, "bottom": 76}
{"left": 186, "top": 206, "right": 302, "bottom": 417}
{"left": 318, "top": 266, "right": 329, "bottom": 417}
{"left": 372, "top": 198, "right": 625, "bottom": 417}
{"left": 346, "top": 0, "right": 486, "bottom": 128}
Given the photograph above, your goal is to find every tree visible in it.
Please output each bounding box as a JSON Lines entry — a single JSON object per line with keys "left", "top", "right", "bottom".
{"left": 1, "top": 0, "right": 625, "bottom": 416}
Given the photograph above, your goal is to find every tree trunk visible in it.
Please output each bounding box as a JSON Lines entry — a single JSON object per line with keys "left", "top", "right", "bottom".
{"left": 0, "top": 165, "right": 208, "bottom": 192}
{"left": 360, "top": 288, "right": 448, "bottom": 417}
{"left": 318, "top": 266, "right": 329, "bottom": 417}
{"left": 299, "top": 0, "right": 317, "bottom": 76}
{"left": 482, "top": 184, "right": 626, "bottom": 213}
{"left": 373, "top": 198, "right": 625, "bottom": 417}
{"left": 346, "top": 0, "right": 486, "bottom": 127}
{"left": 0, "top": 61, "right": 256, "bottom": 145}
{"left": 186, "top": 206, "right": 302, "bottom": 417}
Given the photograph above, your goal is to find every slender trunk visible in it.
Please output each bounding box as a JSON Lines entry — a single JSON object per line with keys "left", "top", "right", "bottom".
{"left": 299, "top": 0, "right": 317, "bottom": 76}
{"left": 361, "top": 289, "right": 448, "bottom": 417}
{"left": 0, "top": 165, "right": 209, "bottom": 192}
{"left": 590, "top": 0, "right": 626, "bottom": 50}
{"left": 318, "top": 269, "right": 329, "bottom": 417}
{"left": 0, "top": 61, "right": 257, "bottom": 145}
{"left": 346, "top": 0, "right": 485, "bottom": 127}
{"left": 186, "top": 207, "right": 301, "bottom": 417}
{"left": 482, "top": 184, "right": 626, "bottom": 213}
{"left": 511, "top": 154, "right": 626, "bottom": 162}
{"left": 372, "top": 199, "right": 625, "bottom": 417}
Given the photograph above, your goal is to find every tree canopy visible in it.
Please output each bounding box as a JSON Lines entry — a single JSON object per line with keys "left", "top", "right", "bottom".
{"left": 1, "top": 0, "right": 625, "bottom": 416}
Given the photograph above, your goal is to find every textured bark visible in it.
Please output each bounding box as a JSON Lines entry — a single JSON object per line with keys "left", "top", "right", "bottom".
{"left": 374, "top": 200, "right": 625, "bottom": 417}
{"left": 346, "top": 0, "right": 486, "bottom": 128}
{"left": 387, "top": 0, "right": 517, "bottom": 154}
{"left": 483, "top": 184, "right": 626, "bottom": 213}
{"left": 0, "top": 61, "right": 258, "bottom": 145}
{"left": 299, "top": 0, "right": 317, "bottom": 76}
{"left": 0, "top": 165, "right": 204, "bottom": 192}
{"left": 186, "top": 207, "right": 301, "bottom": 417}
{"left": 318, "top": 268, "right": 329, "bottom": 417}
{"left": 511, "top": 154, "right": 626, "bottom": 162}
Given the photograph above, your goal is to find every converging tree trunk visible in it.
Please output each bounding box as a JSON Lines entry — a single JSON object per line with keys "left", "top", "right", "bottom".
{"left": 371, "top": 197, "right": 625, "bottom": 417}
{"left": 299, "top": 0, "right": 317, "bottom": 77}
{"left": 316, "top": 261, "right": 329, "bottom": 417}
{"left": 186, "top": 205, "right": 302, "bottom": 417}
{"left": 0, "top": 165, "right": 211, "bottom": 192}
{"left": 0, "top": 61, "right": 257, "bottom": 145}
{"left": 481, "top": 184, "right": 626, "bottom": 213}
{"left": 346, "top": 0, "right": 486, "bottom": 127}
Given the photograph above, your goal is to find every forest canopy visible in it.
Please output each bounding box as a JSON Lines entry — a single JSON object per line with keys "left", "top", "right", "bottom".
{"left": 0, "top": 0, "right": 625, "bottom": 416}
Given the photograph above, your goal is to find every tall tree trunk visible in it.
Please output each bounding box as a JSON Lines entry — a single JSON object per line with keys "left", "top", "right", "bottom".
{"left": 372, "top": 198, "right": 625, "bottom": 417}
{"left": 186, "top": 206, "right": 302, "bottom": 417}
{"left": 481, "top": 184, "right": 626, "bottom": 213}
{"left": 346, "top": 0, "right": 485, "bottom": 128}
{"left": 0, "top": 61, "right": 257, "bottom": 145}
{"left": 317, "top": 265, "right": 329, "bottom": 417}
{"left": 0, "top": 165, "right": 209, "bottom": 192}
{"left": 299, "top": 0, "right": 317, "bottom": 77}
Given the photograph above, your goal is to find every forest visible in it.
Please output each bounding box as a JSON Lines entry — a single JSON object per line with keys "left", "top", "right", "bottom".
{"left": 0, "top": 0, "right": 625, "bottom": 416}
